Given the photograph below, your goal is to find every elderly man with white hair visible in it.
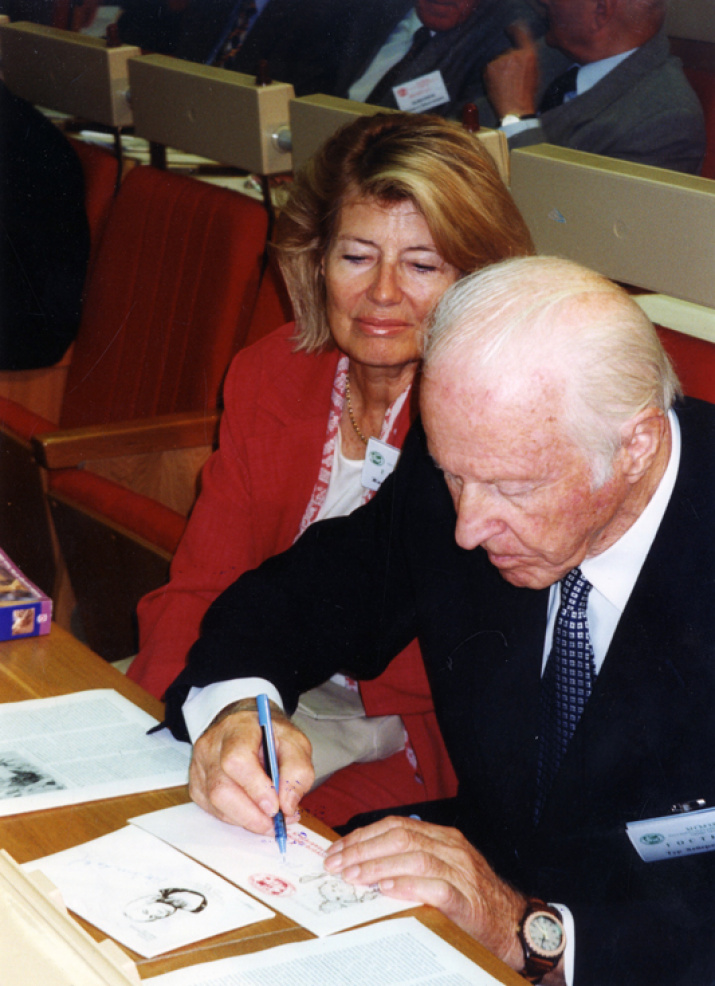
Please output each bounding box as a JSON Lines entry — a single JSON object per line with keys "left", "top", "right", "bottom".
{"left": 164, "top": 257, "right": 715, "bottom": 985}
{"left": 482, "top": 0, "right": 706, "bottom": 173}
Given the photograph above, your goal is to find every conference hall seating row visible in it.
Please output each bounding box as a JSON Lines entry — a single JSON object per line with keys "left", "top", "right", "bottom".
{"left": 68, "top": 136, "right": 123, "bottom": 268}
{"left": 1, "top": 16, "right": 712, "bottom": 664}
{"left": 3, "top": 133, "right": 715, "bottom": 664}
{"left": 0, "top": 149, "right": 293, "bottom": 657}
{"left": 43, "top": 253, "right": 292, "bottom": 660}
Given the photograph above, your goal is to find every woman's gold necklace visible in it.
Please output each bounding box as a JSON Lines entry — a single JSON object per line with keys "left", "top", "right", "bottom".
{"left": 345, "top": 374, "right": 369, "bottom": 446}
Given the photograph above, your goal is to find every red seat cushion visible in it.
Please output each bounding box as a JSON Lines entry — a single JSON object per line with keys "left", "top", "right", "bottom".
{"left": 0, "top": 396, "right": 55, "bottom": 443}
{"left": 656, "top": 324, "right": 715, "bottom": 403}
{"left": 68, "top": 138, "right": 120, "bottom": 267}
{"left": 48, "top": 468, "right": 186, "bottom": 556}
{"left": 59, "top": 165, "right": 269, "bottom": 429}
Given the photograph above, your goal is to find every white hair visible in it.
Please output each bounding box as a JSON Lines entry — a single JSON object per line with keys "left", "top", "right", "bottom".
{"left": 423, "top": 256, "right": 680, "bottom": 486}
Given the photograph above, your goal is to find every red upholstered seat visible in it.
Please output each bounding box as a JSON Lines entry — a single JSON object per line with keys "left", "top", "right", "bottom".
{"left": 656, "top": 324, "right": 715, "bottom": 403}
{"left": 68, "top": 137, "right": 120, "bottom": 271}
{"left": 40, "top": 249, "right": 292, "bottom": 659}
{"left": 0, "top": 165, "right": 269, "bottom": 603}
{"left": 243, "top": 252, "right": 293, "bottom": 348}
{"left": 57, "top": 165, "right": 268, "bottom": 429}
{"left": 46, "top": 466, "right": 189, "bottom": 658}
{"left": 50, "top": 468, "right": 187, "bottom": 557}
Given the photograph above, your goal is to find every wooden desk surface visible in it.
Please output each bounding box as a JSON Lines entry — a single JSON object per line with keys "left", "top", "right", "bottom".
{"left": 0, "top": 625, "right": 524, "bottom": 984}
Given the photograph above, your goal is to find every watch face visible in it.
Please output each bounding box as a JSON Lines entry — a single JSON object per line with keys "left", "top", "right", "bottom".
{"left": 526, "top": 912, "right": 564, "bottom": 957}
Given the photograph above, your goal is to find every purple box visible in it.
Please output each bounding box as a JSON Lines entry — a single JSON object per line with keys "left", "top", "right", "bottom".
{"left": 0, "top": 548, "right": 52, "bottom": 640}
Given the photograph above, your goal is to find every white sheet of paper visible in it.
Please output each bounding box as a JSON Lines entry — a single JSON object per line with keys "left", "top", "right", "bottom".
{"left": 0, "top": 689, "right": 190, "bottom": 816}
{"left": 146, "top": 916, "right": 500, "bottom": 985}
{"left": 24, "top": 825, "right": 274, "bottom": 958}
{"left": 362, "top": 436, "right": 401, "bottom": 491}
{"left": 130, "top": 802, "right": 414, "bottom": 937}
{"left": 392, "top": 70, "right": 449, "bottom": 113}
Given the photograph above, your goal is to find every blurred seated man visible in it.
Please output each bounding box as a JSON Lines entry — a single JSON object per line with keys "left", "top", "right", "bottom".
{"left": 118, "top": 0, "right": 352, "bottom": 97}
{"left": 0, "top": 81, "right": 90, "bottom": 370}
{"left": 335, "top": 0, "right": 544, "bottom": 119}
{"left": 0, "top": 0, "right": 99, "bottom": 29}
{"left": 116, "top": 0, "right": 187, "bottom": 53}
{"left": 482, "top": 0, "right": 706, "bottom": 173}
{"left": 164, "top": 256, "right": 715, "bottom": 985}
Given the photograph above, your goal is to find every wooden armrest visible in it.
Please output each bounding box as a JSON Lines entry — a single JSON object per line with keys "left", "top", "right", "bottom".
{"left": 32, "top": 410, "right": 221, "bottom": 469}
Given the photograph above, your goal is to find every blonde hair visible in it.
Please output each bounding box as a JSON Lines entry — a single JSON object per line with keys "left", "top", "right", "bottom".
{"left": 274, "top": 112, "right": 534, "bottom": 352}
{"left": 425, "top": 256, "right": 680, "bottom": 483}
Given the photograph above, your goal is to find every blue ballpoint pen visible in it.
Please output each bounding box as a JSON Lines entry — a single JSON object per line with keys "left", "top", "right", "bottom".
{"left": 257, "top": 693, "right": 288, "bottom": 861}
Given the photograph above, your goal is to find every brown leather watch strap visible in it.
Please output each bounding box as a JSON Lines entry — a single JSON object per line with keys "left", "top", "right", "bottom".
{"left": 517, "top": 898, "right": 566, "bottom": 983}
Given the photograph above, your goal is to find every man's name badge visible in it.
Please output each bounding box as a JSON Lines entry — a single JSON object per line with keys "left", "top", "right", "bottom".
{"left": 627, "top": 805, "right": 715, "bottom": 862}
{"left": 393, "top": 70, "right": 448, "bottom": 113}
{"left": 362, "top": 437, "right": 400, "bottom": 492}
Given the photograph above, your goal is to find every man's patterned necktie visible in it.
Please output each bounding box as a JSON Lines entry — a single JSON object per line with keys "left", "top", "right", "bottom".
{"left": 539, "top": 64, "right": 579, "bottom": 112}
{"left": 534, "top": 567, "right": 596, "bottom": 823}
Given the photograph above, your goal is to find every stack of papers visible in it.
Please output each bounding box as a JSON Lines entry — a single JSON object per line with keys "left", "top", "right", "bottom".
{"left": 27, "top": 803, "right": 413, "bottom": 956}
{"left": 131, "top": 802, "right": 414, "bottom": 938}
{"left": 12, "top": 694, "right": 502, "bottom": 981}
{"left": 0, "top": 690, "right": 190, "bottom": 816}
{"left": 148, "top": 917, "right": 502, "bottom": 985}
{"left": 26, "top": 827, "right": 273, "bottom": 958}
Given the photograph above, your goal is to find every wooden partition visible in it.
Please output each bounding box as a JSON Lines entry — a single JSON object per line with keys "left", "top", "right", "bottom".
{"left": 0, "top": 22, "right": 137, "bottom": 127}
{"left": 128, "top": 54, "right": 294, "bottom": 176}
{"left": 289, "top": 92, "right": 510, "bottom": 185}
{"left": 510, "top": 145, "right": 715, "bottom": 308}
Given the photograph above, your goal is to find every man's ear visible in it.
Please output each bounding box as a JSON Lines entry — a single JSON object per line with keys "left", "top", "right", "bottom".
{"left": 619, "top": 407, "right": 668, "bottom": 483}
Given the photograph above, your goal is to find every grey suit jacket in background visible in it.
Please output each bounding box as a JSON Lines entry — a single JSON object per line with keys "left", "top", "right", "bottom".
{"left": 506, "top": 28, "right": 706, "bottom": 174}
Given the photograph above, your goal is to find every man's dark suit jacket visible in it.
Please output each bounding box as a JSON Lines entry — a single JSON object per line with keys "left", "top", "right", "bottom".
{"left": 120, "top": 0, "right": 350, "bottom": 96}
{"left": 165, "top": 399, "right": 715, "bottom": 986}
{"left": 504, "top": 28, "right": 707, "bottom": 175}
{"left": 0, "top": 82, "right": 90, "bottom": 369}
{"left": 334, "top": 0, "right": 544, "bottom": 118}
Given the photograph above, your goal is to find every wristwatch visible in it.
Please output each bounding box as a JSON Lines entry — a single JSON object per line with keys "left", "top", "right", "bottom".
{"left": 517, "top": 898, "right": 566, "bottom": 983}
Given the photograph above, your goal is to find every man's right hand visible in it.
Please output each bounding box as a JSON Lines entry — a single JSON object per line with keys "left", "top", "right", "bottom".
{"left": 484, "top": 22, "right": 540, "bottom": 120}
{"left": 188, "top": 701, "right": 314, "bottom": 831}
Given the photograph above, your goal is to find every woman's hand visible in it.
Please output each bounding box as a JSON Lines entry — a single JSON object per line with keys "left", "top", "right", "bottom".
{"left": 189, "top": 703, "right": 314, "bottom": 831}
